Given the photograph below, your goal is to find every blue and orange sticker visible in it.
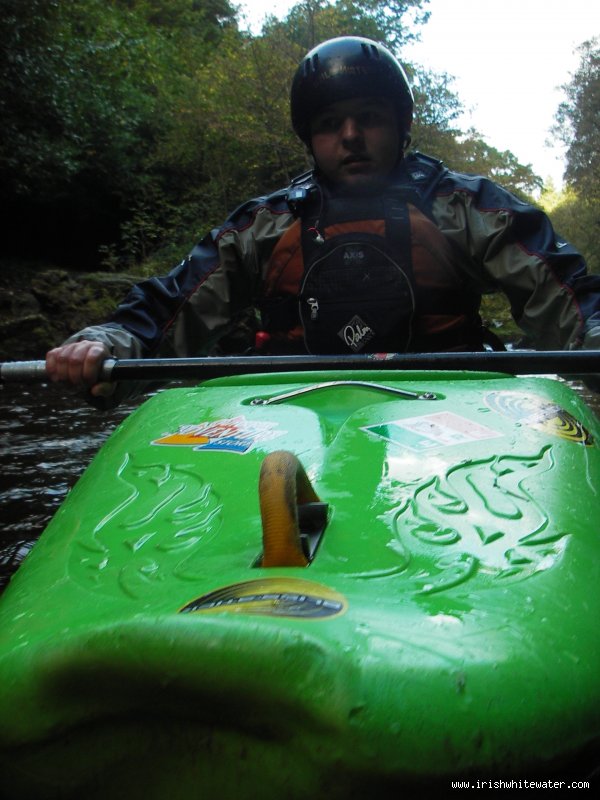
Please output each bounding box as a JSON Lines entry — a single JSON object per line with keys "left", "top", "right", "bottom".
{"left": 179, "top": 578, "right": 347, "bottom": 620}
{"left": 153, "top": 416, "right": 284, "bottom": 454}
{"left": 485, "top": 392, "right": 593, "bottom": 445}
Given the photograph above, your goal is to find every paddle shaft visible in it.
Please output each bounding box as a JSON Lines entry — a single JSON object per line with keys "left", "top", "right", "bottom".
{"left": 2, "top": 351, "right": 600, "bottom": 383}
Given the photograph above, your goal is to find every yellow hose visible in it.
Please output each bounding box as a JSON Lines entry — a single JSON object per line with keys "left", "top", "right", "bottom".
{"left": 259, "top": 450, "right": 320, "bottom": 567}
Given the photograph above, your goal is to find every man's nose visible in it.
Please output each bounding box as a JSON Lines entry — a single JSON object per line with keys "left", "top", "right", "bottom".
{"left": 340, "top": 116, "right": 363, "bottom": 142}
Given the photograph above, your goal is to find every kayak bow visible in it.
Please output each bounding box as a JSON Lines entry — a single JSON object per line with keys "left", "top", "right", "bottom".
{"left": 0, "top": 368, "right": 598, "bottom": 798}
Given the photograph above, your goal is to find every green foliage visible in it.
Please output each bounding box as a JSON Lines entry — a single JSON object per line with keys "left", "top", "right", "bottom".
{"left": 1, "top": 0, "right": 154, "bottom": 196}
{"left": 554, "top": 38, "right": 600, "bottom": 200}
{"left": 0, "top": 0, "right": 237, "bottom": 266}
{"left": 265, "top": 0, "right": 428, "bottom": 51}
{"left": 545, "top": 38, "right": 600, "bottom": 273}
{"left": 409, "top": 66, "right": 463, "bottom": 133}
{"left": 541, "top": 186, "right": 599, "bottom": 275}
{"left": 479, "top": 293, "right": 522, "bottom": 343}
{"left": 136, "top": 0, "right": 440, "bottom": 241}
{"left": 0, "top": 0, "right": 545, "bottom": 272}
{"left": 192, "top": 28, "right": 305, "bottom": 212}
{"left": 447, "top": 132, "right": 542, "bottom": 200}
{"left": 0, "top": 0, "right": 66, "bottom": 195}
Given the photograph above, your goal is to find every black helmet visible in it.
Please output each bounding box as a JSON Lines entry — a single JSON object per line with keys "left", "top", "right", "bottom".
{"left": 290, "top": 36, "right": 414, "bottom": 144}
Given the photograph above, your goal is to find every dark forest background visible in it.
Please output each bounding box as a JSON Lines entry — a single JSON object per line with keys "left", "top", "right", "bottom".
{"left": 0, "top": 0, "right": 597, "bottom": 357}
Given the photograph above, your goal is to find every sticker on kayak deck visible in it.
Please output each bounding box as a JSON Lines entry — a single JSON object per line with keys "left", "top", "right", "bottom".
{"left": 362, "top": 412, "right": 502, "bottom": 452}
{"left": 179, "top": 578, "right": 347, "bottom": 620}
{"left": 153, "top": 416, "right": 284, "bottom": 454}
{"left": 485, "top": 392, "right": 594, "bottom": 445}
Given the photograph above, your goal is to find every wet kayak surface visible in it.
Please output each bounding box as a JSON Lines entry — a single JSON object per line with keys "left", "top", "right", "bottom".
{"left": 1, "top": 376, "right": 598, "bottom": 591}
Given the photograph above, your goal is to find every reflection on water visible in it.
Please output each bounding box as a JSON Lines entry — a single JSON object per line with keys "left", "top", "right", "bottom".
{"left": 0, "top": 383, "right": 141, "bottom": 589}
{"left": 0, "top": 376, "right": 599, "bottom": 591}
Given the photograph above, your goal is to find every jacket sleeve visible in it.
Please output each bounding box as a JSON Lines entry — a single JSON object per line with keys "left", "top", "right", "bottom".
{"left": 431, "top": 172, "right": 600, "bottom": 351}
{"left": 64, "top": 190, "right": 294, "bottom": 406}
{"left": 107, "top": 192, "right": 293, "bottom": 357}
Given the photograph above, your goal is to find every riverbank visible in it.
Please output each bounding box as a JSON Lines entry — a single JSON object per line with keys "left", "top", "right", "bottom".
{"left": 0, "top": 261, "right": 520, "bottom": 361}
{"left": 0, "top": 262, "right": 141, "bottom": 361}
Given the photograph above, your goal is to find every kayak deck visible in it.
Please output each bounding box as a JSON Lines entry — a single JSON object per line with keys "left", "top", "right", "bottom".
{"left": 0, "top": 370, "right": 599, "bottom": 797}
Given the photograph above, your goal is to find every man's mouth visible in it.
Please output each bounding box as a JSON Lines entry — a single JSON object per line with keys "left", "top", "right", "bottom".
{"left": 342, "top": 154, "right": 370, "bottom": 166}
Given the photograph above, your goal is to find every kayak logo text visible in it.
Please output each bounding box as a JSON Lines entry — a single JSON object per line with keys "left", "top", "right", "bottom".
{"left": 179, "top": 578, "right": 347, "bottom": 620}
{"left": 153, "top": 416, "right": 284, "bottom": 454}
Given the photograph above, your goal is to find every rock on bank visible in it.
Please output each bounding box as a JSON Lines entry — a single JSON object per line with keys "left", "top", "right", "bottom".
{"left": 0, "top": 268, "right": 140, "bottom": 361}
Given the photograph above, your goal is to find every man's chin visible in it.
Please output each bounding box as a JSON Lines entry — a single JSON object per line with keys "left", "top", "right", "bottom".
{"left": 338, "top": 171, "right": 389, "bottom": 193}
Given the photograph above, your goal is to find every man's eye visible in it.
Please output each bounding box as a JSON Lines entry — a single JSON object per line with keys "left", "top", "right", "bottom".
{"left": 313, "top": 116, "right": 339, "bottom": 133}
{"left": 358, "top": 111, "right": 382, "bottom": 126}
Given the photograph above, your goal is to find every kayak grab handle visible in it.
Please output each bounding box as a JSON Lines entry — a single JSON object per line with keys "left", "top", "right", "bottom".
{"left": 259, "top": 451, "right": 327, "bottom": 568}
{"left": 250, "top": 380, "right": 438, "bottom": 405}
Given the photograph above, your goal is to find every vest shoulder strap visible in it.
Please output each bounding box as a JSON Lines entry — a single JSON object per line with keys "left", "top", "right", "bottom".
{"left": 393, "top": 152, "right": 447, "bottom": 218}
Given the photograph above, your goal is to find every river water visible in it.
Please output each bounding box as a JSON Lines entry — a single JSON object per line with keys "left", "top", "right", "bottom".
{"left": 1, "top": 375, "right": 599, "bottom": 592}
{"left": 0, "top": 383, "right": 142, "bottom": 590}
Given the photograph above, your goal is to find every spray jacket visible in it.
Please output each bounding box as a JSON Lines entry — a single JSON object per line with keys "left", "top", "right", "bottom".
{"left": 66, "top": 152, "right": 600, "bottom": 405}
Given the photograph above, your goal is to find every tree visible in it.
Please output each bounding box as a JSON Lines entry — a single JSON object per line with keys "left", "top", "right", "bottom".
{"left": 553, "top": 38, "right": 600, "bottom": 199}
{"left": 547, "top": 38, "right": 600, "bottom": 273}
{"left": 0, "top": 0, "right": 544, "bottom": 271}
{"left": 0, "top": 0, "right": 237, "bottom": 265}
{"left": 266, "top": 0, "right": 429, "bottom": 52}
{"left": 541, "top": 187, "right": 599, "bottom": 274}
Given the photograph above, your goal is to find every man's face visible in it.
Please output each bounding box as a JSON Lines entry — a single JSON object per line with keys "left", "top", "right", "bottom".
{"left": 309, "top": 97, "right": 400, "bottom": 190}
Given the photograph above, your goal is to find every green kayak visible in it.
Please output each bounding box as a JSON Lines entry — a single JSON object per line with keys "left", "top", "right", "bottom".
{"left": 0, "top": 369, "right": 599, "bottom": 798}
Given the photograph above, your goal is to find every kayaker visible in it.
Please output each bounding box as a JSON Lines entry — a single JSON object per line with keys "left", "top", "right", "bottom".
{"left": 45, "top": 36, "right": 600, "bottom": 405}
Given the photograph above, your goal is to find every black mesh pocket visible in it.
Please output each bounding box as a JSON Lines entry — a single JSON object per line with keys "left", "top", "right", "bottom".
{"left": 299, "top": 235, "right": 415, "bottom": 354}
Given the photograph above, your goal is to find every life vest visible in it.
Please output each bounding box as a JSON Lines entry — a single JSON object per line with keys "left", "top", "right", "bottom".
{"left": 260, "top": 155, "right": 486, "bottom": 354}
